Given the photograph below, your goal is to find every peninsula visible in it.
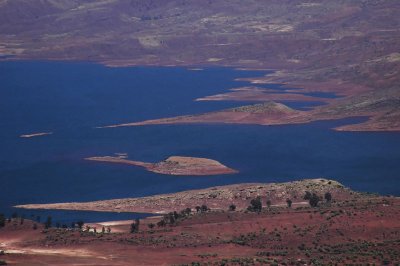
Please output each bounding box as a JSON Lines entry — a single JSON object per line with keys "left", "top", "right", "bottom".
{"left": 16, "top": 179, "right": 353, "bottom": 214}
{"left": 100, "top": 89, "right": 400, "bottom": 131}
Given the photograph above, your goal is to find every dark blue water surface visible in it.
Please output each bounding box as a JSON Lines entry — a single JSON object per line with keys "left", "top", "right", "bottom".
{"left": 0, "top": 61, "right": 399, "bottom": 223}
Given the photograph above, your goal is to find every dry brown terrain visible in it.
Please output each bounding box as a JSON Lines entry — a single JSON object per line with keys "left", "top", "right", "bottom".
{"left": 195, "top": 86, "right": 333, "bottom": 103}
{"left": 85, "top": 155, "right": 237, "bottom": 176}
{"left": 3, "top": 179, "right": 400, "bottom": 265}
{"left": 100, "top": 101, "right": 307, "bottom": 128}
{"left": 0, "top": 0, "right": 399, "bottom": 131}
{"left": 17, "top": 179, "right": 358, "bottom": 214}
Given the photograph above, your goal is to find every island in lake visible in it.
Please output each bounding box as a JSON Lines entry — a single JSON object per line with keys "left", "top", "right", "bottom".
{"left": 85, "top": 155, "right": 238, "bottom": 176}
{"left": 20, "top": 132, "right": 53, "bottom": 138}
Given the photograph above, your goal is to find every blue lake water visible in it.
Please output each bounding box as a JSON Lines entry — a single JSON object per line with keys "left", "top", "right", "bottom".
{"left": 0, "top": 61, "right": 399, "bottom": 224}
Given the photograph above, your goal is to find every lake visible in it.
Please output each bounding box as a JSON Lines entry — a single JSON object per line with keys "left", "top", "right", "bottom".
{"left": 0, "top": 61, "right": 399, "bottom": 224}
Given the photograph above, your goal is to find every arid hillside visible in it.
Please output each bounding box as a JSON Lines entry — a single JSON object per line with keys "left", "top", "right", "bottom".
{"left": 2, "top": 0, "right": 398, "bottom": 131}
{"left": 0, "top": 0, "right": 398, "bottom": 82}
{"left": 3, "top": 179, "right": 400, "bottom": 265}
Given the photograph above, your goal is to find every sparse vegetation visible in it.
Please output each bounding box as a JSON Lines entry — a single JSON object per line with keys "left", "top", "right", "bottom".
{"left": 1, "top": 180, "right": 399, "bottom": 265}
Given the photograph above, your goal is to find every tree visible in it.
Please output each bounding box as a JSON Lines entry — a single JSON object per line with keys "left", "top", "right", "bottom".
{"left": 182, "top": 208, "right": 191, "bottom": 216}
{"left": 201, "top": 205, "right": 209, "bottom": 213}
{"left": 157, "top": 220, "right": 166, "bottom": 227}
{"left": 304, "top": 191, "right": 312, "bottom": 200}
{"left": 148, "top": 223, "right": 155, "bottom": 230}
{"left": 229, "top": 204, "right": 236, "bottom": 211}
{"left": 135, "top": 218, "right": 140, "bottom": 227}
{"left": 76, "top": 220, "right": 84, "bottom": 230}
{"left": 249, "top": 197, "right": 262, "bottom": 212}
{"left": 102, "top": 226, "right": 105, "bottom": 233}
{"left": 324, "top": 192, "right": 332, "bottom": 203}
{"left": 130, "top": 222, "right": 137, "bottom": 233}
{"left": 180, "top": 208, "right": 189, "bottom": 217}
{"left": 167, "top": 213, "right": 176, "bottom": 224}
{"left": 266, "top": 199, "right": 272, "bottom": 208}
{"left": 195, "top": 206, "right": 201, "bottom": 213}
{"left": 130, "top": 219, "right": 140, "bottom": 233}
{"left": 309, "top": 193, "right": 320, "bottom": 207}
{"left": 0, "top": 214, "right": 5, "bottom": 228}
{"left": 44, "top": 216, "right": 52, "bottom": 229}
{"left": 286, "top": 198, "right": 292, "bottom": 208}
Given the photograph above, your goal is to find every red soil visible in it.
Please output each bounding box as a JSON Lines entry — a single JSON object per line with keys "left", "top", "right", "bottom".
{"left": 2, "top": 196, "right": 400, "bottom": 265}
